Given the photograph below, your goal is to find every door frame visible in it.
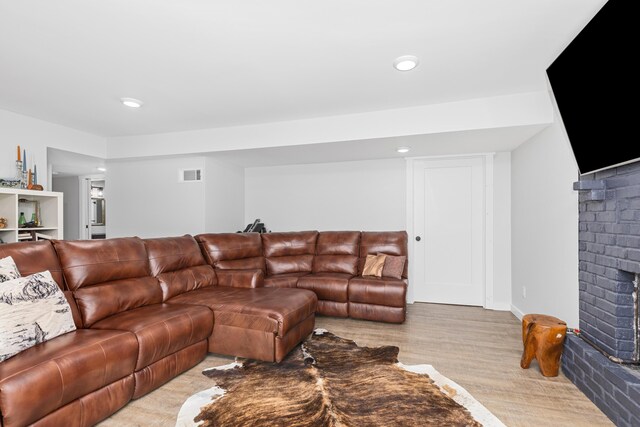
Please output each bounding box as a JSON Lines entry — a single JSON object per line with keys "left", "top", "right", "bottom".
{"left": 406, "top": 153, "right": 495, "bottom": 308}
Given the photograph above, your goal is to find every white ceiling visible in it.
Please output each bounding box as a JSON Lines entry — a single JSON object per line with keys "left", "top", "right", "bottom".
{"left": 0, "top": 0, "right": 606, "bottom": 137}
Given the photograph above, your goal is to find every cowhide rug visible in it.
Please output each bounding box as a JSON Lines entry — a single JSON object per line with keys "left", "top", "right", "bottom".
{"left": 176, "top": 329, "right": 505, "bottom": 427}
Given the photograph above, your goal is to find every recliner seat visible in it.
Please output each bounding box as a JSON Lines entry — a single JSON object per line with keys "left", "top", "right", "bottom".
{"left": 53, "top": 237, "right": 214, "bottom": 399}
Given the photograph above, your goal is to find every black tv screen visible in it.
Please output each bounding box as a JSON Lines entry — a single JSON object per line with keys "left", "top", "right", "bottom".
{"left": 547, "top": 0, "right": 638, "bottom": 175}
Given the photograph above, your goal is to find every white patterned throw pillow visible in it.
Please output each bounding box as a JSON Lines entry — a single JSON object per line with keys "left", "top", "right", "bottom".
{"left": 0, "top": 271, "right": 76, "bottom": 362}
{"left": 0, "top": 256, "right": 20, "bottom": 283}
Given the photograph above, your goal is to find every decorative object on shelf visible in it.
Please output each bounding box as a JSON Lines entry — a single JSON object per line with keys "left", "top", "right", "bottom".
{"left": 22, "top": 148, "right": 27, "bottom": 189}
{"left": 0, "top": 217, "right": 7, "bottom": 229}
{"left": 17, "top": 199, "right": 42, "bottom": 228}
{"left": 26, "top": 168, "right": 43, "bottom": 190}
{"left": 15, "top": 145, "right": 23, "bottom": 186}
{"left": 2, "top": 145, "right": 43, "bottom": 189}
{"left": 28, "top": 163, "right": 43, "bottom": 190}
{"left": 0, "top": 179, "right": 22, "bottom": 189}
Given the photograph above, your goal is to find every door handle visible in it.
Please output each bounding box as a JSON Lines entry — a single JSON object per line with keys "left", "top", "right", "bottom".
{"left": 415, "top": 236, "right": 421, "bottom": 241}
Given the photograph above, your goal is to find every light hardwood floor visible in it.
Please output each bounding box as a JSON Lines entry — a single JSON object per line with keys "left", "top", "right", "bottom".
{"left": 98, "top": 303, "right": 613, "bottom": 427}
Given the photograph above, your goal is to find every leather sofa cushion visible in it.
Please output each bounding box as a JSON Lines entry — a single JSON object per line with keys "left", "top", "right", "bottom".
{"left": 312, "top": 231, "right": 360, "bottom": 276}
{"left": 145, "top": 234, "right": 217, "bottom": 300}
{"left": 215, "top": 257, "right": 265, "bottom": 270}
{"left": 196, "top": 233, "right": 265, "bottom": 272}
{"left": 157, "top": 265, "right": 217, "bottom": 301}
{"left": 54, "top": 238, "right": 150, "bottom": 290}
{"left": 264, "top": 272, "right": 309, "bottom": 288}
{"left": 145, "top": 235, "right": 209, "bottom": 276}
{"left": 55, "top": 238, "right": 163, "bottom": 327}
{"left": 296, "top": 273, "right": 351, "bottom": 303}
{"left": 316, "top": 231, "right": 360, "bottom": 255}
{"left": 91, "top": 303, "right": 213, "bottom": 370}
{"left": 0, "top": 329, "right": 137, "bottom": 427}
{"left": 217, "top": 269, "right": 264, "bottom": 288}
{"left": 358, "top": 231, "right": 408, "bottom": 279}
{"left": 348, "top": 277, "right": 407, "bottom": 308}
{"left": 266, "top": 254, "right": 313, "bottom": 275}
{"left": 63, "top": 291, "right": 83, "bottom": 328}
{"left": 72, "top": 276, "right": 162, "bottom": 327}
{"left": 263, "top": 232, "right": 318, "bottom": 275}
{"left": 167, "top": 287, "right": 317, "bottom": 338}
{"left": 262, "top": 231, "right": 318, "bottom": 257}
{"left": 0, "top": 240, "right": 66, "bottom": 289}
{"left": 313, "top": 254, "right": 358, "bottom": 275}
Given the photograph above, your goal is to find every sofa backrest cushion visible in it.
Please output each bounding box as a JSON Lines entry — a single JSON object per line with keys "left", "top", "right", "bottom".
{"left": 312, "top": 231, "right": 360, "bottom": 275}
{"left": 196, "top": 233, "right": 265, "bottom": 272}
{"left": 53, "top": 238, "right": 161, "bottom": 327}
{"left": 358, "top": 231, "right": 408, "bottom": 279}
{"left": 262, "top": 231, "right": 318, "bottom": 276}
{"left": 144, "top": 235, "right": 217, "bottom": 301}
{"left": 0, "top": 241, "right": 66, "bottom": 289}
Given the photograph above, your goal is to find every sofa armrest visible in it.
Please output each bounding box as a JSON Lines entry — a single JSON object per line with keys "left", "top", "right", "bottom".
{"left": 216, "top": 269, "right": 265, "bottom": 288}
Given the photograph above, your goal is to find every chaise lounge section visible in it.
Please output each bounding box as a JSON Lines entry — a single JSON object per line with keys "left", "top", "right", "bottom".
{"left": 146, "top": 235, "right": 317, "bottom": 363}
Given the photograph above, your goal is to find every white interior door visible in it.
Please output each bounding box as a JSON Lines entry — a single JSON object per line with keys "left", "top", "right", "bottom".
{"left": 412, "top": 157, "right": 485, "bottom": 306}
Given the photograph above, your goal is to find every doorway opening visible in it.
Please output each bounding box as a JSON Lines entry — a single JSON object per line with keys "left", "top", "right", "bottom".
{"left": 48, "top": 148, "right": 107, "bottom": 240}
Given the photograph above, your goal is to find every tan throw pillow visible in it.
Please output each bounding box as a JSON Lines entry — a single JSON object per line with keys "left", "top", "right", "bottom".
{"left": 379, "top": 253, "right": 407, "bottom": 280}
{"left": 362, "top": 254, "right": 386, "bottom": 277}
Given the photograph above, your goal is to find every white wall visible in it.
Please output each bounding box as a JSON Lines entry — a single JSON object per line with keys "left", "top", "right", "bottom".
{"left": 245, "top": 159, "right": 406, "bottom": 231}
{"left": 107, "top": 157, "right": 206, "bottom": 238}
{"left": 511, "top": 105, "right": 579, "bottom": 327}
{"left": 205, "top": 156, "right": 244, "bottom": 233}
{"left": 52, "top": 176, "right": 81, "bottom": 240}
{"left": 0, "top": 109, "right": 106, "bottom": 190}
{"left": 492, "top": 152, "right": 512, "bottom": 310}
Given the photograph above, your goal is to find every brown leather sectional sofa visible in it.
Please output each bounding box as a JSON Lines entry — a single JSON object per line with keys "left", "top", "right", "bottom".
{"left": 197, "top": 230, "right": 408, "bottom": 323}
{"left": 0, "top": 230, "right": 407, "bottom": 427}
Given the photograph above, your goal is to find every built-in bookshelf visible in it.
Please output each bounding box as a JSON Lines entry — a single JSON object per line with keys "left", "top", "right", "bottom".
{"left": 0, "top": 188, "right": 63, "bottom": 244}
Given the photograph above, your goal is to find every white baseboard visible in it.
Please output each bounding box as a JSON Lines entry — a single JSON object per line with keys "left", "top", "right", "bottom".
{"left": 486, "top": 302, "right": 511, "bottom": 311}
{"left": 510, "top": 304, "right": 525, "bottom": 320}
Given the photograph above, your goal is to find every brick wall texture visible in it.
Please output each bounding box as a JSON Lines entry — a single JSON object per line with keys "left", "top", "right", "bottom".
{"left": 563, "top": 334, "right": 640, "bottom": 425}
{"left": 579, "top": 161, "right": 640, "bottom": 361}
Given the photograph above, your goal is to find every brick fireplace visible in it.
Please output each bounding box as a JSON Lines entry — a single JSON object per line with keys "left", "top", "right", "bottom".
{"left": 563, "top": 160, "right": 640, "bottom": 425}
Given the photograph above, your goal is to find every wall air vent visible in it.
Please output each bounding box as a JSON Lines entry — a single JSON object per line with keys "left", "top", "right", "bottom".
{"left": 178, "top": 168, "right": 203, "bottom": 182}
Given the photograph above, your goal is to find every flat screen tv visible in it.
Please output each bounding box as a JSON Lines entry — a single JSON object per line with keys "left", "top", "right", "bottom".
{"left": 547, "top": 0, "right": 637, "bottom": 175}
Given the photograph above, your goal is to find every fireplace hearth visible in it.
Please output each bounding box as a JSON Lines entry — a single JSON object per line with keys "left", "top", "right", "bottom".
{"left": 563, "top": 160, "right": 640, "bottom": 425}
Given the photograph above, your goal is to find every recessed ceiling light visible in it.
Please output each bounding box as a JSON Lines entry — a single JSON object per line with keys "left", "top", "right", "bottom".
{"left": 120, "top": 97, "right": 143, "bottom": 108}
{"left": 97, "top": 167, "right": 107, "bottom": 172}
{"left": 393, "top": 55, "right": 419, "bottom": 71}
{"left": 396, "top": 147, "right": 411, "bottom": 153}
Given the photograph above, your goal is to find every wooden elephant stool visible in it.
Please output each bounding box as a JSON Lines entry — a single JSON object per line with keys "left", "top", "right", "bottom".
{"left": 520, "top": 314, "right": 567, "bottom": 377}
